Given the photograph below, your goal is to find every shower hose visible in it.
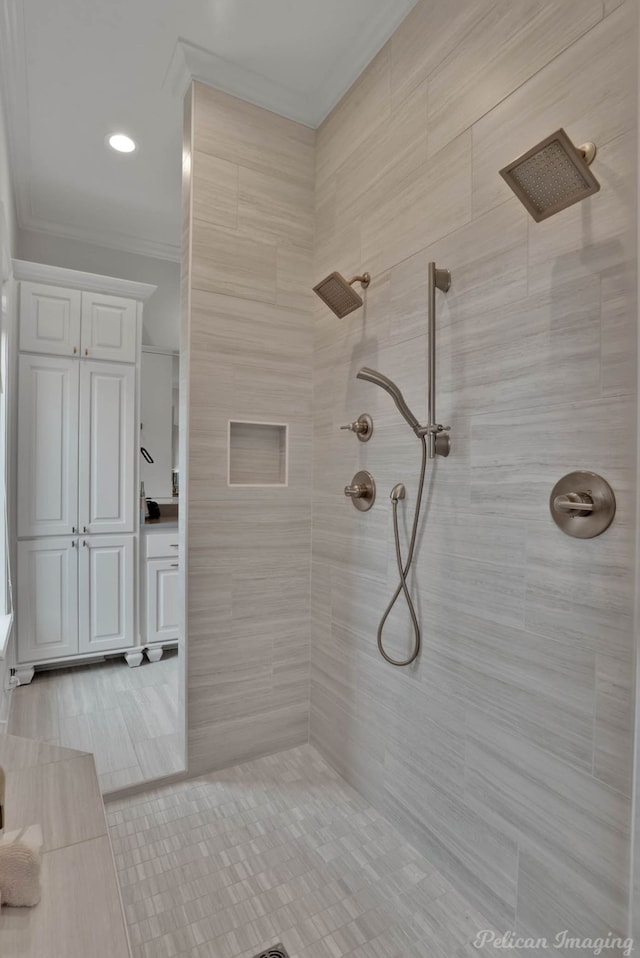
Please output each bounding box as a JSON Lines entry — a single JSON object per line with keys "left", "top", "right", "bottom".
{"left": 377, "top": 434, "right": 428, "bottom": 667}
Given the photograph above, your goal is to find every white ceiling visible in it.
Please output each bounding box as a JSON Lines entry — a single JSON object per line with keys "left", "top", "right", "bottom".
{"left": 0, "top": 0, "right": 417, "bottom": 262}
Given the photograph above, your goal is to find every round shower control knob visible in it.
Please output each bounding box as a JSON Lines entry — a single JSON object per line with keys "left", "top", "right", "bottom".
{"left": 344, "top": 471, "right": 376, "bottom": 512}
{"left": 549, "top": 471, "right": 615, "bottom": 538}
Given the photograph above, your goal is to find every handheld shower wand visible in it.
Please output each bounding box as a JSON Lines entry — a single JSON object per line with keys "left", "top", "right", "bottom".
{"left": 356, "top": 367, "right": 428, "bottom": 667}
{"left": 356, "top": 368, "right": 421, "bottom": 434}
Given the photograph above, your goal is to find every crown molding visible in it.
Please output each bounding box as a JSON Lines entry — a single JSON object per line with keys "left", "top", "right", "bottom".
{"left": 311, "top": 0, "right": 416, "bottom": 126}
{"left": 164, "top": 0, "right": 416, "bottom": 128}
{"left": 12, "top": 259, "right": 158, "bottom": 301}
{"left": 19, "top": 214, "right": 181, "bottom": 264}
{"left": 0, "top": 0, "right": 180, "bottom": 264}
{"left": 163, "top": 38, "right": 316, "bottom": 127}
{"left": 1, "top": 0, "right": 416, "bottom": 259}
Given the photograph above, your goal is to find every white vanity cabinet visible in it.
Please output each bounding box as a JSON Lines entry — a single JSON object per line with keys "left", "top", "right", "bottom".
{"left": 142, "top": 530, "right": 180, "bottom": 653}
{"left": 78, "top": 534, "right": 135, "bottom": 654}
{"left": 13, "top": 261, "right": 157, "bottom": 683}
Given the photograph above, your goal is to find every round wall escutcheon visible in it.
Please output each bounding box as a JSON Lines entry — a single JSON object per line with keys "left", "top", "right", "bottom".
{"left": 549, "top": 471, "right": 616, "bottom": 538}
{"left": 344, "top": 470, "right": 376, "bottom": 512}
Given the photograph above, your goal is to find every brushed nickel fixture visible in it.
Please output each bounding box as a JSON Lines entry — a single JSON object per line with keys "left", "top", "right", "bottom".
{"left": 340, "top": 413, "right": 373, "bottom": 442}
{"left": 313, "top": 271, "right": 370, "bottom": 318}
{"left": 499, "top": 128, "right": 600, "bottom": 222}
{"left": 356, "top": 263, "right": 450, "bottom": 458}
{"left": 352, "top": 261, "right": 451, "bottom": 668}
{"left": 550, "top": 471, "right": 616, "bottom": 538}
{"left": 344, "top": 470, "right": 376, "bottom": 511}
{"left": 427, "top": 262, "right": 451, "bottom": 458}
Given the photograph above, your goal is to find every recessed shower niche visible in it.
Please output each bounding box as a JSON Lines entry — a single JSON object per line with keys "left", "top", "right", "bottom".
{"left": 228, "top": 420, "right": 288, "bottom": 486}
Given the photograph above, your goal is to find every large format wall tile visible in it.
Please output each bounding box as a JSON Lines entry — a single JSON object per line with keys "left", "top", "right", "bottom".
{"left": 192, "top": 150, "right": 238, "bottom": 230}
{"left": 309, "top": 0, "right": 637, "bottom": 942}
{"left": 191, "top": 219, "right": 277, "bottom": 304}
{"left": 427, "top": 0, "right": 603, "bottom": 157}
{"left": 185, "top": 84, "right": 314, "bottom": 777}
{"left": 194, "top": 82, "right": 315, "bottom": 188}
{"left": 360, "top": 131, "right": 472, "bottom": 277}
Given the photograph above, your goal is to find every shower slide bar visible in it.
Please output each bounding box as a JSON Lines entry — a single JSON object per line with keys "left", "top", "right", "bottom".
{"left": 426, "top": 262, "right": 451, "bottom": 459}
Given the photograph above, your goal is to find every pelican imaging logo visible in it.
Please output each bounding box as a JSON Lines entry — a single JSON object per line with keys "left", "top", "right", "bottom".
{"left": 472, "top": 930, "right": 634, "bottom": 956}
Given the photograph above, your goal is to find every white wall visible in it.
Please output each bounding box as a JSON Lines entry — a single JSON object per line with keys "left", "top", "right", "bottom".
{"left": 0, "top": 78, "right": 16, "bottom": 257}
{"left": 17, "top": 229, "right": 180, "bottom": 349}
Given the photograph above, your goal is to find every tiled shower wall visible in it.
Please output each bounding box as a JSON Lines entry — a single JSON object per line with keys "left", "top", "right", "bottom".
{"left": 310, "top": 0, "right": 637, "bottom": 942}
{"left": 183, "top": 82, "right": 315, "bottom": 776}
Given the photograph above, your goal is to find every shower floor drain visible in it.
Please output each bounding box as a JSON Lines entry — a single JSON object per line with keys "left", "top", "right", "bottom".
{"left": 251, "top": 947, "right": 289, "bottom": 958}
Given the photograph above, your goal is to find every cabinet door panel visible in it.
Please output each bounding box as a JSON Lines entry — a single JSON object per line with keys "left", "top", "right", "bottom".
{"left": 81, "top": 292, "right": 137, "bottom": 363}
{"left": 146, "top": 559, "right": 179, "bottom": 643}
{"left": 79, "top": 362, "right": 135, "bottom": 534}
{"left": 18, "top": 355, "right": 79, "bottom": 537}
{"left": 78, "top": 535, "right": 134, "bottom": 653}
{"left": 17, "top": 539, "right": 78, "bottom": 663}
{"left": 20, "top": 282, "right": 81, "bottom": 356}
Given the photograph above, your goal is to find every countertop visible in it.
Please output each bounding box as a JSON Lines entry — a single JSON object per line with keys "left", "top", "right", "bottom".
{"left": 0, "top": 734, "right": 130, "bottom": 958}
{"left": 143, "top": 518, "right": 178, "bottom": 531}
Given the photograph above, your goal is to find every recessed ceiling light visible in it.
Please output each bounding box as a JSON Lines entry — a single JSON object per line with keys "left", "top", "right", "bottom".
{"left": 108, "top": 133, "right": 136, "bottom": 153}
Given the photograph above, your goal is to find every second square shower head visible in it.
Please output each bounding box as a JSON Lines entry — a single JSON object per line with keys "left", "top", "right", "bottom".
{"left": 313, "top": 271, "right": 370, "bottom": 318}
{"left": 499, "top": 128, "right": 600, "bottom": 222}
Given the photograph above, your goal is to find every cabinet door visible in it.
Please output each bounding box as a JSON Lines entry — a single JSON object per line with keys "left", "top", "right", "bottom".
{"left": 17, "top": 355, "right": 79, "bottom": 537}
{"left": 78, "top": 534, "right": 134, "bottom": 653}
{"left": 79, "top": 361, "right": 135, "bottom": 534}
{"left": 81, "top": 292, "right": 137, "bottom": 363}
{"left": 146, "top": 559, "right": 179, "bottom": 643}
{"left": 20, "top": 282, "right": 81, "bottom": 356}
{"left": 17, "top": 538, "right": 78, "bottom": 663}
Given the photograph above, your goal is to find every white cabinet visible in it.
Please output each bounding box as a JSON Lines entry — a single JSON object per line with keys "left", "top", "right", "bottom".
{"left": 17, "top": 535, "right": 134, "bottom": 664}
{"left": 17, "top": 539, "right": 79, "bottom": 662}
{"left": 146, "top": 559, "right": 179, "bottom": 644}
{"left": 17, "top": 358, "right": 134, "bottom": 537}
{"left": 17, "top": 355, "right": 79, "bottom": 538}
{"left": 142, "top": 531, "right": 179, "bottom": 649}
{"left": 18, "top": 283, "right": 137, "bottom": 363}
{"left": 79, "top": 535, "right": 134, "bottom": 654}
{"left": 81, "top": 292, "right": 137, "bottom": 363}
{"left": 13, "top": 265, "right": 155, "bottom": 678}
{"left": 79, "top": 362, "right": 135, "bottom": 534}
{"left": 19, "top": 282, "right": 81, "bottom": 357}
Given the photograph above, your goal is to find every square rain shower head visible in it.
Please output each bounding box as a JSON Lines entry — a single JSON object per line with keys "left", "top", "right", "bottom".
{"left": 499, "top": 128, "right": 600, "bottom": 222}
{"left": 313, "top": 272, "right": 364, "bottom": 319}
